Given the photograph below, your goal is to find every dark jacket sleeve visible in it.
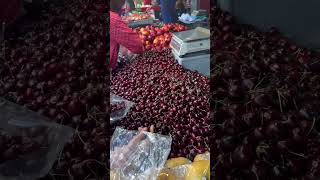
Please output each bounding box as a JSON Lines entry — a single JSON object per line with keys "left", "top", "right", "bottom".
{"left": 126, "top": 0, "right": 135, "bottom": 10}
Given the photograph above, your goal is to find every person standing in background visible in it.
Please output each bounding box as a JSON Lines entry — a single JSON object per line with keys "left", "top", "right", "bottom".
{"left": 157, "top": 0, "right": 178, "bottom": 23}
{"left": 185, "top": 0, "right": 191, "bottom": 13}
{"left": 143, "top": 0, "right": 161, "bottom": 20}
{"left": 122, "top": 0, "right": 136, "bottom": 15}
{"left": 176, "top": 0, "right": 186, "bottom": 17}
{"left": 126, "top": 0, "right": 136, "bottom": 11}
{"left": 152, "top": 0, "right": 161, "bottom": 20}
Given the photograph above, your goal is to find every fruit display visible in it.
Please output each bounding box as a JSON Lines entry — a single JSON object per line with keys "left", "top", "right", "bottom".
{"left": 123, "top": 13, "right": 152, "bottom": 22}
{"left": 211, "top": 5, "right": 320, "bottom": 180}
{"left": 111, "top": 49, "right": 210, "bottom": 160}
{"left": 133, "top": 24, "right": 187, "bottom": 51}
{"left": 157, "top": 152, "right": 210, "bottom": 180}
{"left": 0, "top": 1, "right": 107, "bottom": 179}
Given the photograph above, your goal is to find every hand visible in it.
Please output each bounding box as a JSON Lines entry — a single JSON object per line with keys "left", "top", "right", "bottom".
{"left": 121, "top": 48, "right": 137, "bottom": 60}
{"left": 120, "top": 46, "right": 129, "bottom": 56}
{"left": 111, "top": 125, "right": 155, "bottom": 169}
{"left": 126, "top": 50, "right": 134, "bottom": 57}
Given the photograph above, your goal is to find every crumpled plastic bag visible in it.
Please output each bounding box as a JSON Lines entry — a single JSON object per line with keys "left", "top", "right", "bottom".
{"left": 110, "top": 93, "right": 134, "bottom": 124}
{"left": 118, "top": 46, "right": 139, "bottom": 63}
{"left": 179, "top": 13, "right": 196, "bottom": 23}
{"left": 0, "top": 98, "right": 74, "bottom": 180}
{"left": 110, "top": 127, "right": 172, "bottom": 180}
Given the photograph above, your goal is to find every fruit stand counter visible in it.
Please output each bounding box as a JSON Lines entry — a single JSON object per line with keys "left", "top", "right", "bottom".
{"left": 111, "top": 49, "right": 210, "bottom": 160}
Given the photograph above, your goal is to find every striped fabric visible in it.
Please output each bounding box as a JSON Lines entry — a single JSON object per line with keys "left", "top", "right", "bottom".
{"left": 109, "top": 11, "right": 144, "bottom": 70}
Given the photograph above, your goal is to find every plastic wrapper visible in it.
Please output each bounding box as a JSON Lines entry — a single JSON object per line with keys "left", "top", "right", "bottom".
{"left": 0, "top": 98, "right": 74, "bottom": 180}
{"left": 110, "top": 93, "right": 134, "bottom": 124}
{"left": 118, "top": 46, "right": 138, "bottom": 63}
{"left": 110, "top": 127, "right": 172, "bottom": 180}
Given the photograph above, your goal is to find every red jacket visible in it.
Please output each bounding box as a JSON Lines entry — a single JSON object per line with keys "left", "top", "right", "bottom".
{"left": 141, "top": 0, "right": 160, "bottom": 12}
{"left": 144, "top": 0, "right": 151, "bottom": 5}
{"left": 109, "top": 11, "right": 144, "bottom": 70}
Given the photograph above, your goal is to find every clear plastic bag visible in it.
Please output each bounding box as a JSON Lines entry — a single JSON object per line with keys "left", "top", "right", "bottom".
{"left": 0, "top": 98, "right": 74, "bottom": 180}
{"left": 118, "top": 46, "right": 138, "bottom": 63}
{"left": 110, "top": 127, "right": 172, "bottom": 180}
{"left": 110, "top": 93, "right": 134, "bottom": 124}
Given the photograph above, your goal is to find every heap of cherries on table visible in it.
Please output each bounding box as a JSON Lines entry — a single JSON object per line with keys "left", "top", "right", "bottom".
{"left": 211, "top": 5, "right": 320, "bottom": 180}
{"left": 112, "top": 49, "right": 210, "bottom": 160}
{"left": 0, "top": 1, "right": 107, "bottom": 179}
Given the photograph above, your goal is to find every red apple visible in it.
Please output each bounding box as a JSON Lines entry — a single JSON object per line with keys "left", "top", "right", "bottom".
{"left": 140, "top": 28, "right": 146, "bottom": 32}
{"left": 165, "top": 37, "right": 171, "bottom": 43}
{"left": 167, "top": 24, "right": 173, "bottom": 30}
{"left": 141, "top": 30, "right": 150, "bottom": 36}
{"left": 153, "top": 38, "right": 160, "bottom": 45}
{"left": 145, "top": 45, "right": 151, "bottom": 50}
{"left": 142, "top": 35, "right": 147, "bottom": 41}
{"left": 162, "top": 27, "right": 169, "bottom": 33}
{"left": 158, "top": 35, "right": 165, "bottom": 41}
{"left": 147, "top": 35, "right": 153, "bottom": 41}
{"left": 156, "top": 30, "right": 162, "bottom": 36}
{"left": 150, "top": 30, "right": 156, "bottom": 35}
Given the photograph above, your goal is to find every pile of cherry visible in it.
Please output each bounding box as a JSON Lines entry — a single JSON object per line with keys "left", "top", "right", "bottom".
{"left": 0, "top": 131, "right": 45, "bottom": 164}
{"left": 111, "top": 49, "right": 210, "bottom": 160}
{"left": 211, "top": 6, "right": 320, "bottom": 180}
{"left": 0, "top": 1, "right": 107, "bottom": 179}
{"left": 111, "top": 102, "right": 126, "bottom": 113}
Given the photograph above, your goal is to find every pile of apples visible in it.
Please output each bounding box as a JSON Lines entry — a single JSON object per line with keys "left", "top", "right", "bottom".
{"left": 123, "top": 13, "right": 152, "bottom": 22}
{"left": 134, "top": 23, "right": 187, "bottom": 51}
{"left": 161, "top": 23, "right": 187, "bottom": 32}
